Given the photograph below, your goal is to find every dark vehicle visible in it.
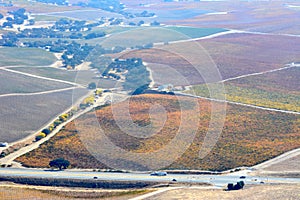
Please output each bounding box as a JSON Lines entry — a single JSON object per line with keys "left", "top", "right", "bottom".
{"left": 227, "top": 181, "right": 245, "bottom": 191}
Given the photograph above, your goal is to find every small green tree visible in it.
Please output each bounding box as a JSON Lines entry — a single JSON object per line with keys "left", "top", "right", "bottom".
{"left": 35, "top": 132, "right": 46, "bottom": 141}
{"left": 49, "top": 158, "right": 70, "bottom": 170}
{"left": 41, "top": 128, "right": 51, "bottom": 135}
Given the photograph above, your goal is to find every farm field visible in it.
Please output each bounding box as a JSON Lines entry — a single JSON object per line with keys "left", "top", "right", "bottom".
{"left": 48, "top": 9, "right": 124, "bottom": 21}
{"left": 32, "top": 14, "right": 67, "bottom": 22}
{"left": 0, "top": 184, "right": 150, "bottom": 200}
{"left": 145, "top": 184, "right": 300, "bottom": 200}
{"left": 88, "top": 26, "right": 136, "bottom": 35}
{"left": 253, "top": 153, "right": 300, "bottom": 178}
{"left": 12, "top": 67, "right": 118, "bottom": 88}
{"left": 0, "top": 69, "right": 74, "bottom": 95}
{"left": 121, "top": 33, "right": 300, "bottom": 86}
{"left": 0, "top": 47, "right": 56, "bottom": 67}
{"left": 12, "top": 67, "right": 94, "bottom": 85}
{"left": 261, "top": 155, "right": 300, "bottom": 175}
{"left": 199, "top": 33, "right": 300, "bottom": 81}
{"left": 81, "top": 26, "right": 226, "bottom": 48}
{"left": 1, "top": 0, "right": 87, "bottom": 14}
{"left": 188, "top": 67, "right": 300, "bottom": 112}
{"left": 0, "top": 88, "right": 88, "bottom": 143}
{"left": 139, "top": 0, "right": 300, "bottom": 35}
{"left": 16, "top": 94, "right": 300, "bottom": 171}
{"left": 166, "top": 26, "right": 227, "bottom": 39}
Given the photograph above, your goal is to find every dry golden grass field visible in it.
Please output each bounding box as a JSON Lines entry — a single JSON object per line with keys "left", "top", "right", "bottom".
{"left": 145, "top": 184, "right": 300, "bottom": 200}
{"left": 0, "top": 183, "right": 151, "bottom": 200}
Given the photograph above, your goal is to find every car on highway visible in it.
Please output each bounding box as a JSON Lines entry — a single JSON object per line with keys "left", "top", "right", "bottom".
{"left": 150, "top": 171, "right": 167, "bottom": 176}
{"left": 0, "top": 142, "right": 8, "bottom": 147}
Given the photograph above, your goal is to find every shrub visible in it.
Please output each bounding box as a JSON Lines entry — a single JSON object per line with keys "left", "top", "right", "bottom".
{"left": 227, "top": 181, "right": 245, "bottom": 191}
{"left": 227, "top": 183, "right": 234, "bottom": 190}
{"left": 35, "top": 132, "right": 46, "bottom": 141}
{"left": 41, "top": 128, "right": 51, "bottom": 135}
{"left": 59, "top": 113, "right": 69, "bottom": 122}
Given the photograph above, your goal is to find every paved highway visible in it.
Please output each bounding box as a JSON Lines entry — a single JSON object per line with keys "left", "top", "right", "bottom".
{"left": 0, "top": 168, "right": 299, "bottom": 188}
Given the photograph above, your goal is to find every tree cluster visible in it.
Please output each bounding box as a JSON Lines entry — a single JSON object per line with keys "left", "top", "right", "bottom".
{"left": 123, "top": 64, "right": 151, "bottom": 91}
{"left": 35, "top": 0, "right": 68, "bottom": 6}
{"left": 82, "top": 0, "right": 124, "bottom": 12}
{"left": 53, "top": 18, "right": 103, "bottom": 33}
{"left": 102, "top": 58, "right": 143, "bottom": 77}
{"left": 135, "top": 10, "right": 155, "bottom": 18}
{"left": 2, "top": 8, "right": 30, "bottom": 28}
{"left": 227, "top": 181, "right": 245, "bottom": 191}
{"left": 19, "top": 19, "right": 106, "bottom": 39}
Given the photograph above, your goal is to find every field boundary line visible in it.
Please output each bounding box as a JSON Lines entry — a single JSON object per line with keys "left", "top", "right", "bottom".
{"left": 0, "top": 87, "right": 79, "bottom": 98}
{"left": 177, "top": 92, "right": 300, "bottom": 115}
{"left": 1, "top": 68, "right": 83, "bottom": 87}
{"left": 153, "top": 30, "right": 243, "bottom": 46}
{"left": 241, "top": 30, "right": 300, "bottom": 38}
{"left": 221, "top": 63, "right": 299, "bottom": 83}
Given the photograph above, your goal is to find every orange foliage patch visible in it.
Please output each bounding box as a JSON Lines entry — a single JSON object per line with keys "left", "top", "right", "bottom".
{"left": 16, "top": 94, "right": 300, "bottom": 171}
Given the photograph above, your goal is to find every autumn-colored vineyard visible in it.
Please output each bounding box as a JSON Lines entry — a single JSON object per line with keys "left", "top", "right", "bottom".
{"left": 16, "top": 94, "right": 300, "bottom": 171}
{"left": 189, "top": 67, "right": 300, "bottom": 112}
{"left": 119, "top": 33, "right": 300, "bottom": 87}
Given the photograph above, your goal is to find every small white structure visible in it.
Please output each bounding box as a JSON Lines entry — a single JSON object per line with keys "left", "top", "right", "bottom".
{"left": 158, "top": 84, "right": 174, "bottom": 92}
{"left": 150, "top": 171, "right": 167, "bottom": 176}
{"left": 0, "top": 142, "right": 8, "bottom": 147}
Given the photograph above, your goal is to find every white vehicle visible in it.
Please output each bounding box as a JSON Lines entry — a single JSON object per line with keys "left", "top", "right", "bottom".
{"left": 0, "top": 142, "right": 8, "bottom": 147}
{"left": 150, "top": 171, "right": 167, "bottom": 176}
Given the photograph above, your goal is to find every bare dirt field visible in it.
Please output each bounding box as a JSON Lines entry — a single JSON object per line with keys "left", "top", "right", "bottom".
{"left": 12, "top": 67, "right": 118, "bottom": 88}
{"left": 137, "top": 0, "right": 300, "bottom": 35}
{"left": 119, "top": 33, "right": 300, "bottom": 86}
{"left": 0, "top": 47, "right": 56, "bottom": 67}
{"left": 252, "top": 149, "right": 300, "bottom": 178}
{"left": 0, "top": 183, "right": 151, "bottom": 200}
{"left": 0, "top": 69, "right": 73, "bottom": 95}
{"left": 262, "top": 156, "right": 300, "bottom": 173}
{"left": 0, "top": 88, "right": 88, "bottom": 143}
{"left": 199, "top": 33, "right": 300, "bottom": 81}
{"left": 145, "top": 184, "right": 300, "bottom": 200}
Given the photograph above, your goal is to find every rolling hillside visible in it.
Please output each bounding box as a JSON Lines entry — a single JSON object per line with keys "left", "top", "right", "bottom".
{"left": 16, "top": 94, "right": 300, "bottom": 171}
